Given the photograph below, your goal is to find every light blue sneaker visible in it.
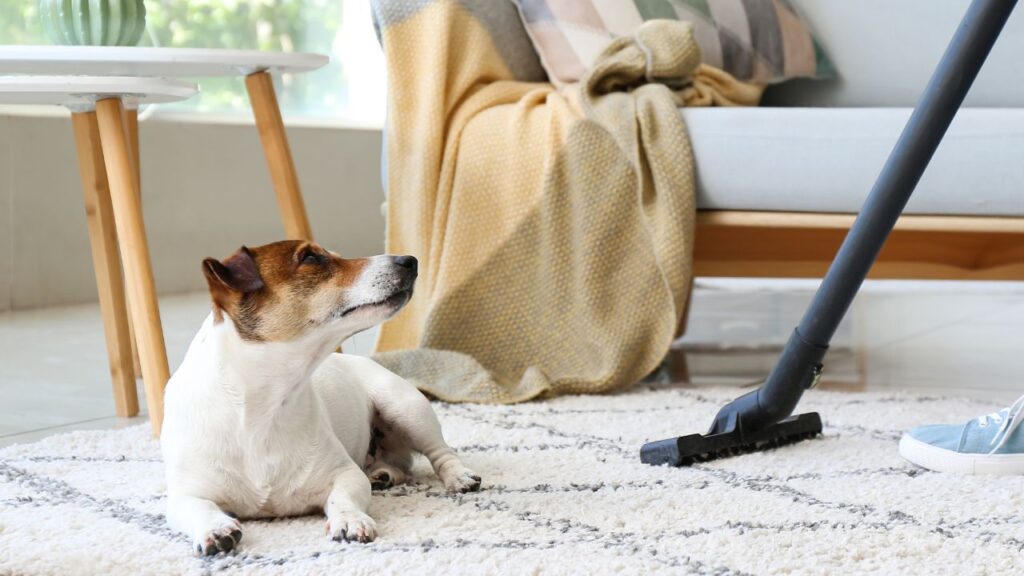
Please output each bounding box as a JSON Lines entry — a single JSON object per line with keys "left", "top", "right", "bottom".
{"left": 899, "top": 395, "right": 1024, "bottom": 475}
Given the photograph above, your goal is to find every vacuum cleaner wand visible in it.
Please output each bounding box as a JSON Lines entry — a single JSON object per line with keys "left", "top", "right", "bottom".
{"left": 642, "top": 0, "right": 1019, "bottom": 467}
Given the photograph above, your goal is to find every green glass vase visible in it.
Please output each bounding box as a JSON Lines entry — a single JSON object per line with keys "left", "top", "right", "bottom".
{"left": 39, "top": 0, "right": 147, "bottom": 46}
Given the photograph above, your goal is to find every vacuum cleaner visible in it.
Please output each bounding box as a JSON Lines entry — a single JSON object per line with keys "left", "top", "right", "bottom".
{"left": 641, "top": 0, "right": 1019, "bottom": 467}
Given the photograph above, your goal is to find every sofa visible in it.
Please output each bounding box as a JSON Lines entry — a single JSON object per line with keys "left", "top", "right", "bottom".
{"left": 380, "top": 0, "right": 1023, "bottom": 281}
{"left": 687, "top": 0, "right": 1024, "bottom": 281}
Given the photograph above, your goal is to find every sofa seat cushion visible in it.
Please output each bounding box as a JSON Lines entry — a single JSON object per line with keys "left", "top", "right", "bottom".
{"left": 683, "top": 107, "right": 1024, "bottom": 216}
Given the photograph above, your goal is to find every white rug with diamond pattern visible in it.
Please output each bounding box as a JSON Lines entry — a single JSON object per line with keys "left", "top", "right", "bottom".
{"left": 2, "top": 385, "right": 1023, "bottom": 575}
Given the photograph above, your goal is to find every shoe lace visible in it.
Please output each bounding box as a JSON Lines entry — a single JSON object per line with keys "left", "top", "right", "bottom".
{"left": 978, "top": 394, "right": 1024, "bottom": 454}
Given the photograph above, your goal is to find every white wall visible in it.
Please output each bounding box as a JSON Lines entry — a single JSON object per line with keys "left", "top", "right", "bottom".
{"left": 0, "top": 113, "right": 386, "bottom": 311}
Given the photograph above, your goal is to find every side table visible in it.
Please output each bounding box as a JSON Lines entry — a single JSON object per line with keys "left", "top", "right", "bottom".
{"left": 0, "top": 76, "right": 198, "bottom": 435}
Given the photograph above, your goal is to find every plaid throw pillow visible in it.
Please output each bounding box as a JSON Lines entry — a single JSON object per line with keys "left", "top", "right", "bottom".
{"left": 512, "top": 0, "right": 834, "bottom": 85}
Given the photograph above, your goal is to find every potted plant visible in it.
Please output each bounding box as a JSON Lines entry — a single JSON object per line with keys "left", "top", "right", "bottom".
{"left": 39, "top": 0, "right": 146, "bottom": 46}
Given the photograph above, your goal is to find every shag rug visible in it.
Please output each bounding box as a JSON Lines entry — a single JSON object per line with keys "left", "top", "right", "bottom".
{"left": 2, "top": 385, "right": 1023, "bottom": 575}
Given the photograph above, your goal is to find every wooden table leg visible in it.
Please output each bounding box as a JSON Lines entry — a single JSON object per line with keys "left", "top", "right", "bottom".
{"left": 123, "top": 107, "right": 142, "bottom": 380}
{"left": 124, "top": 108, "right": 140, "bottom": 189}
{"left": 245, "top": 70, "right": 313, "bottom": 240}
{"left": 95, "top": 98, "right": 170, "bottom": 436}
{"left": 71, "top": 111, "right": 139, "bottom": 418}
{"left": 245, "top": 73, "right": 339, "bottom": 351}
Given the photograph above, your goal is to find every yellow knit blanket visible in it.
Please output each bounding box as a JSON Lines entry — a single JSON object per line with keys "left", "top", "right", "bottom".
{"left": 373, "top": 1, "right": 761, "bottom": 403}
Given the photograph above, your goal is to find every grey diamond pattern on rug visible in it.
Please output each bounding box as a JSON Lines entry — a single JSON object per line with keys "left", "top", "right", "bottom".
{"left": 1, "top": 386, "right": 1023, "bottom": 575}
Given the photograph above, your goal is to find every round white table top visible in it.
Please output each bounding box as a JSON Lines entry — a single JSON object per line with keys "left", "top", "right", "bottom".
{"left": 0, "top": 76, "right": 198, "bottom": 111}
{"left": 0, "top": 45, "right": 329, "bottom": 78}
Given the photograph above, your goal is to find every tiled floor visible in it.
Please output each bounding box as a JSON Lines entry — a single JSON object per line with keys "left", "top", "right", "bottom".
{"left": 1, "top": 279, "right": 1022, "bottom": 447}
{"left": 0, "top": 293, "right": 380, "bottom": 446}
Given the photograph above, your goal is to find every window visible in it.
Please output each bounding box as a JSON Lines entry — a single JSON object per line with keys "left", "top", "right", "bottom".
{"left": 0, "top": 0, "right": 387, "bottom": 126}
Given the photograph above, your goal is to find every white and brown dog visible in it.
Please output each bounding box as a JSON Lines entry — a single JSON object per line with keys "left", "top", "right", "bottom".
{"left": 161, "top": 241, "right": 480, "bottom": 555}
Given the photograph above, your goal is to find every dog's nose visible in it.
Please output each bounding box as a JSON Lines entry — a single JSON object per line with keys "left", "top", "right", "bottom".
{"left": 393, "top": 255, "right": 417, "bottom": 273}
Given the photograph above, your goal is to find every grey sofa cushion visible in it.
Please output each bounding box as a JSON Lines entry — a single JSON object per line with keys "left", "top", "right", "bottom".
{"left": 372, "top": 0, "right": 547, "bottom": 82}
{"left": 765, "top": 0, "right": 1024, "bottom": 107}
{"left": 684, "top": 107, "right": 1024, "bottom": 215}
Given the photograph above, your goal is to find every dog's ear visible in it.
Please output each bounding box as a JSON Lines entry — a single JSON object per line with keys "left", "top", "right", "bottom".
{"left": 202, "top": 246, "right": 264, "bottom": 296}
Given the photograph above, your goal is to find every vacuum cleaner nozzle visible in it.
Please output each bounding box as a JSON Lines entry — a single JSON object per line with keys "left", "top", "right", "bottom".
{"left": 640, "top": 412, "right": 823, "bottom": 467}
{"left": 640, "top": 329, "right": 826, "bottom": 467}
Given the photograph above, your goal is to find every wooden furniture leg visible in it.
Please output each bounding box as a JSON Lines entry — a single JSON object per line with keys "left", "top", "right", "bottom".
{"left": 245, "top": 70, "right": 313, "bottom": 240}
{"left": 71, "top": 111, "right": 139, "bottom": 417}
{"left": 124, "top": 108, "right": 140, "bottom": 188}
{"left": 123, "top": 107, "right": 142, "bottom": 379}
{"left": 95, "top": 98, "right": 170, "bottom": 436}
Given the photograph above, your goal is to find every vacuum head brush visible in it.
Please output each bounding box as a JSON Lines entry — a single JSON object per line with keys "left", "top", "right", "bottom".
{"left": 640, "top": 412, "right": 822, "bottom": 467}
{"left": 640, "top": 329, "right": 827, "bottom": 467}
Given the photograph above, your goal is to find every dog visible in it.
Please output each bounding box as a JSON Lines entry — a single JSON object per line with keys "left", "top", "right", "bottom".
{"left": 161, "top": 240, "right": 480, "bottom": 555}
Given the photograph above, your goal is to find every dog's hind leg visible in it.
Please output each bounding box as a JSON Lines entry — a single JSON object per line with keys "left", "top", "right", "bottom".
{"left": 367, "top": 459, "right": 406, "bottom": 490}
{"left": 368, "top": 374, "right": 481, "bottom": 493}
{"left": 366, "top": 436, "right": 413, "bottom": 490}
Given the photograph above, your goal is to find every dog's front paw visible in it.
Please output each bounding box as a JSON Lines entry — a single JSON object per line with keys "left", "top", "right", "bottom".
{"left": 327, "top": 511, "right": 377, "bottom": 543}
{"left": 194, "top": 517, "right": 243, "bottom": 556}
{"left": 440, "top": 463, "right": 482, "bottom": 493}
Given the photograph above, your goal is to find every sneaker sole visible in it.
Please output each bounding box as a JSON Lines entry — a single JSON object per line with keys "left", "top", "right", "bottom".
{"left": 899, "top": 433, "right": 1024, "bottom": 475}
